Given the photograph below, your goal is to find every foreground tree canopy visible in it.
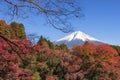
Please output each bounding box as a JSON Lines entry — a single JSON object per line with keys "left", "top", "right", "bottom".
{"left": 1, "top": 33, "right": 120, "bottom": 80}
{"left": 1, "top": 0, "right": 82, "bottom": 32}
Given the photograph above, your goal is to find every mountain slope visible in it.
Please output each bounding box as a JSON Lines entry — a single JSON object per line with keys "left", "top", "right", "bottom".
{"left": 54, "top": 31, "right": 102, "bottom": 47}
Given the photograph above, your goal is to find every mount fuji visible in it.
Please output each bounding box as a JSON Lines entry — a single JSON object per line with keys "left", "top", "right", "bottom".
{"left": 54, "top": 31, "right": 103, "bottom": 48}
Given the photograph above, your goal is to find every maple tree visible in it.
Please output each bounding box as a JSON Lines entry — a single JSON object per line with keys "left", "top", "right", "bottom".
{"left": 0, "top": 38, "right": 32, "bottom": 80}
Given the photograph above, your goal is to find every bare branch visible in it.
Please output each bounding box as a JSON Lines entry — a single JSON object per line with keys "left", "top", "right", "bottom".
{"left": 2, "top": 0, "right": 82, "bottom": 32}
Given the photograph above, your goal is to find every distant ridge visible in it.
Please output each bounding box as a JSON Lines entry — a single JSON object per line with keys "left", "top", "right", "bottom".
{"left": 54, "top": 31, "right": 103, "bottom": 48}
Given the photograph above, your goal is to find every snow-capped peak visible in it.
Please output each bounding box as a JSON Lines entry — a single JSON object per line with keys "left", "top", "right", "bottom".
{"left": 54, "top": 31, "right": 102, "bottom": 48}
{"left": 56, "top": 31, "right": 99, "bottom": 42}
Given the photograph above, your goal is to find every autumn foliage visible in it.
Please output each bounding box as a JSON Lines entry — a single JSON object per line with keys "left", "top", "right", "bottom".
{"left": 0, "top": 21, "right": 120, "bottom": 80}
{"left": 72, "top": 42, "right": 120, "bottom": 80}
{"left": 1, "top": 37, "right": 120, "bottom": 80}
{"left": 0, "top": 20, "right": 26, "bottom": 39}
{"left": 0, "top": 38, "right": 32, "bottom": 80}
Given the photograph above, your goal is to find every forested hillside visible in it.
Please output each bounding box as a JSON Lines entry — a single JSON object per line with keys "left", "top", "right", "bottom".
{"left": 0, "top": 21, "right": 120, "bottom": 80}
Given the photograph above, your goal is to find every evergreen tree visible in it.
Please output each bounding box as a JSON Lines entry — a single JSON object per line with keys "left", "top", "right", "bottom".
{"left": 37, "top": 36, "right": 55, "bottom": 49}
{"left": 59, "top": 44, "right": 68, "bottom": 52}
{"left": 47, "top": 40, "right": 55, "bottom": 49}
{"left": 111, "top": 45, "right": 120, "bottom": 55}
{"left": 37, "top": 36, "right": 48, "bottom": 47}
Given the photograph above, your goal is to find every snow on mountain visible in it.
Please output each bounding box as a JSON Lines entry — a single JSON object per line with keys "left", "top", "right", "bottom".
{"left": 54, "top": 31, "right": 103, "bottom": 48}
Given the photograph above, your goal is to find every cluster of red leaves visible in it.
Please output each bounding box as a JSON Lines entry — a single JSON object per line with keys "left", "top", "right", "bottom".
{"left": 0, "top": 37, "right": 60, "bottom": 80}
{"left": 0, "top": 38, "right": 32, "bottom": 80}
{"left": 71, "top": 42, "right": 120, "bottom": 80}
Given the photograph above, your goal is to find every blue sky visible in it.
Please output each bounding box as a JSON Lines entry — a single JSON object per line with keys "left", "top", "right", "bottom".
{"left": 0, "top": 0, "right": 120, "bottom": 45}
